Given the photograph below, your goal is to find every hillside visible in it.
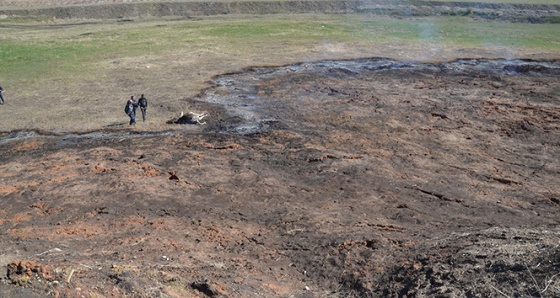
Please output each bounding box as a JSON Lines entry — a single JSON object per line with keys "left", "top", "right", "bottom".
{"left": 0, "top": 0, "right": 559, "bottom": 23}
{"left": 0, "top": 1, "right": 559, "bottom": 297}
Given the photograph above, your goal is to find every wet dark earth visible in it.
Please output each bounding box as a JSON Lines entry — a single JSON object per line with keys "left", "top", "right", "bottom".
{"left": 0, "top": 58, "right": 559, "bottom": 297}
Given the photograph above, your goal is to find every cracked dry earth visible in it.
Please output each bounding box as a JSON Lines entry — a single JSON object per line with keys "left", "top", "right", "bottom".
{"left": 0, "top": 58, "right": 559, "bottom": 297}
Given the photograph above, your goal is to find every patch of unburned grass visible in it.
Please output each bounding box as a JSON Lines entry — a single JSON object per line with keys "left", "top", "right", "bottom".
{"left": 1, "top": 15, "right": 557, "bottom": 79}
{"left": 349, "top": 16, "right": 560, "bottom": 49}
{"left": 0, "top": 14, "right": 558, "bottom": 131}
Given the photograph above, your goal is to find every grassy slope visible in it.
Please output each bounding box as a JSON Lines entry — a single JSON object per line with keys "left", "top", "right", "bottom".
{"left": 419, "top": 0, "right": 559, "bottom": 4}
{"left": 0, "top": 14, "right": 559, "bottom": 131}
{"left": 1, "top": 0, "right": 559, "bottom": 5}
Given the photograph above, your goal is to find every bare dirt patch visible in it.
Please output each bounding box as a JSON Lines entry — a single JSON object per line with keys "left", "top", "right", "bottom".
{"left": 0, "top": 58, "right": 559, "bottom": 297}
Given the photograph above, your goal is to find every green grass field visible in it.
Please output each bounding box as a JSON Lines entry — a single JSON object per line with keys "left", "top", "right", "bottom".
{"left": 0, "top": 14, "right": 559, "bottom": 131}
{"left": 1, "top": 15, "right": 557, "bottom": 85}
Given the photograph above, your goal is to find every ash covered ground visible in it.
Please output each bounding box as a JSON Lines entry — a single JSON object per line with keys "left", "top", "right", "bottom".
{"left": 0, "top": 58, "right": 559, "bottom": 297}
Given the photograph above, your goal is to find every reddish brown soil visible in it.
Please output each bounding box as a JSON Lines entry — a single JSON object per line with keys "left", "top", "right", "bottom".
{"left": 0, "top": 59, "right": 559, "bottom": 297}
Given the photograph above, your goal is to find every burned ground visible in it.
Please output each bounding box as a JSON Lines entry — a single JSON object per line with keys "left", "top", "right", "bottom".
{"left": 0, "top": 58, "right": 559, "bottom": 297}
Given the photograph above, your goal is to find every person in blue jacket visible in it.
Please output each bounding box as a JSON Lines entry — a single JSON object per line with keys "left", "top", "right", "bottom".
{"left": 125, "top": 96, "right": 138, "bottom": 126}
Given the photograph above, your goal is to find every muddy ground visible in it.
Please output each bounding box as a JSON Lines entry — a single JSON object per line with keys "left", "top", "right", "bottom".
{"left": 0, "top": 58, "right": 559, "bottom": 297}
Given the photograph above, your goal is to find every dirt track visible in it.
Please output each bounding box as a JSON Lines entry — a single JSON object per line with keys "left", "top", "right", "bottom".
{"left": 0, "top": 58, "right": 559, "bottom": 297}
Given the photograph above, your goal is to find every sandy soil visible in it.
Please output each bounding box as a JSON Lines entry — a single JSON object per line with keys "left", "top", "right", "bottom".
{"left": 0, "top": 57, "right": 559, "bottom": 297}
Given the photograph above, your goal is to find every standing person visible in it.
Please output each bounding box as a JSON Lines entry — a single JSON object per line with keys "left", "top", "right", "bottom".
{"left": 0, "top": 85, "right": 4, "bottom": 105}
{"left": 138, "top": 94, "right": 148, "bottom": 122}
{"left": 125, "top": 96, "right": 138, "bottom": 126}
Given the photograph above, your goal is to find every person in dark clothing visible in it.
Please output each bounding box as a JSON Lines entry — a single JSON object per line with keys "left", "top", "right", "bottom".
{"left": 0, "top": 86, "right": 4, "bottom": 105}
{"left": 126, "top": 96, "right": 138, "bottom": 126}
{"left": 138, "top": 94, "right": 148, "bottom": 122}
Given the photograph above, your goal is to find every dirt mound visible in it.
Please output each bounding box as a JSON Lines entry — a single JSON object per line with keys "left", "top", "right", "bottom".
{"left": 378, "top": 228, "right": 560, "bottom": 297}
